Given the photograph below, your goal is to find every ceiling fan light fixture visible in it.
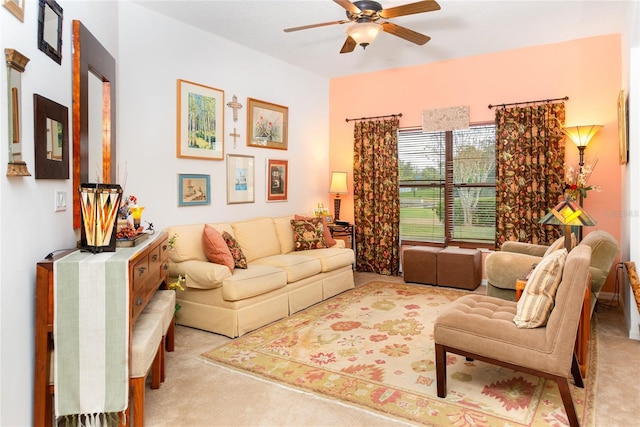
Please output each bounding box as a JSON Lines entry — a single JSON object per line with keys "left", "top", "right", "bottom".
{"left": 346, "top": 22, "right": 382, "bottom": 49}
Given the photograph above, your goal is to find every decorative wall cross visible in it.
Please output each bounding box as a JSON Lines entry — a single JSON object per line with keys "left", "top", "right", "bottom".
{"left": 226, "top": 95, "right": 243, "bottom": 123}
{"left": 229, "top": 128, "right": 240, "bottom": 149}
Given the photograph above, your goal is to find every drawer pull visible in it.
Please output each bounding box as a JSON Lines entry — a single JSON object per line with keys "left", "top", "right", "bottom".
{"left": 152, "top": 254, "right": 158, "bottom": 262}
{"left": 163, "top": 263, "right": 168, "bottom": 271}
{"left": 138, "top": 266, "right": 146, "bottom": 275}
{"left": 162, "top": 244, "right": 168, "bottom": 251}
{"left": 136, "top": 297, "right": 143, "bottom": 306}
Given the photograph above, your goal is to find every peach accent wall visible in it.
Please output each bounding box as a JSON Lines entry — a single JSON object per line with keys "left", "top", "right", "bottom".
{"left": 329, "top": 35, "right": 622, "bottom": 292}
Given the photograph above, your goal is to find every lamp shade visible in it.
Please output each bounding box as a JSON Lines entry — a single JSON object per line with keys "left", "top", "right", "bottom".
{"left": 562, "top": 125, "right": 603, "bottom": 148}
{"left": 539, "top": 198, "right": 597, "bottom": 227}
{"left": 329, "top": 172, "right": 348, "bottom": 194}
{"left": 345, "top": 22, "right": 382, "bottom": 48}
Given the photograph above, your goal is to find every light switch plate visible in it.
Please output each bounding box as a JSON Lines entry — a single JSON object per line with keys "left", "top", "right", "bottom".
{"left": 55, "top": 190, "right": 66, "bottom": 212}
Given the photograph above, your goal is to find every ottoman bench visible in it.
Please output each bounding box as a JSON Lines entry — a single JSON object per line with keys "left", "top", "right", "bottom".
{"left": 402, "top": 246, "right": 442, "bottom": 285}
{"left": 437, "top": 247, "right": 481, "bottom": 290}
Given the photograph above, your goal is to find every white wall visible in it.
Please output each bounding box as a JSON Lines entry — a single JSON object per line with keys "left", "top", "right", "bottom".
{"left": 0, "top": 1, "right": 329, "bottom": 424}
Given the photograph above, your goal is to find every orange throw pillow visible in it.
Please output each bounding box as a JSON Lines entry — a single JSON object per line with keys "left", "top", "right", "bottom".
{"left": 202, "top": 225, "right": 234, "bottom": 272}
{"left": 294, "top": 214, "right": 336, "bottom": 246}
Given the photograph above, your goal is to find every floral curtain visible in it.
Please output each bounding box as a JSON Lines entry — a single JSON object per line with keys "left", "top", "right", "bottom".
{"left": 353, "top": 118, "right": 400, "bottom": 275}
{"left": 495, "top": 103, "right": 566, "bottom": 248}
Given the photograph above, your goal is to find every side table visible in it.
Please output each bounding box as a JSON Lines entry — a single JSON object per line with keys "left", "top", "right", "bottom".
{"left": 328, "top": 222, "right": 356, "bottom": 269}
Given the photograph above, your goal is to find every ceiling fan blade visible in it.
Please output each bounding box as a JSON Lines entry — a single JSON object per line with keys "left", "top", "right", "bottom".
{"left": 340, "top": 36, "right": 357, "bottom": 54}
{"left": 379, "top": 0, "right": 440, "bottom": 19}
{"left": 284, "top": 20, "right": 348, "bottom": 33}
{"left": 381, "top": 22, "right": 430, "bottom": 45}
{"left": 334, "top": 0, "right": 361, "bottom": 14}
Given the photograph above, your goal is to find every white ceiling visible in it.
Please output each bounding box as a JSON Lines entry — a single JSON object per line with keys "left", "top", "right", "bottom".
{"left": 134, "top": 0, "right": 636, "bottom": 79}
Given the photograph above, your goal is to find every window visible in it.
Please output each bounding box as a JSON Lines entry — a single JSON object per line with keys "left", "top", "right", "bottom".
{"left": 398, "top": 124, "right": 496, "bottom": 245}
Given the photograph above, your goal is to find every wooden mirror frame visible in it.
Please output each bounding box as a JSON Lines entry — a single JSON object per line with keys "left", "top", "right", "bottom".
{"left": 72, "top": 20, "right": 116, "bottom": 229}
{"left": 37, "top": 0, "right": 63, "bottom": 65}
{"left": 34, "top": 93, "right": 68, "bottom": 179}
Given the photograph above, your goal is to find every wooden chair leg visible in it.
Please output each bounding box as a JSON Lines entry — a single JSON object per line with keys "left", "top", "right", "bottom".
{"left": 571, "top": 353, "right": 584, "bottom": 388}
{"left": 556, "top": 377, "right": 580, "bottom": 427}
{"left": 160, "top": 336, "right": 166, "bottom": 383}
{"left": 151, "top": 341, "right": 162, "bottom": 390}
{"left": 131, "top": 376, "right": 145, "bottom": 427}
{"left": 166, "top": 320, "right": 175, "bottom": 352}
{"left": 435, "top": 343, "right": 447, "bottom": 398}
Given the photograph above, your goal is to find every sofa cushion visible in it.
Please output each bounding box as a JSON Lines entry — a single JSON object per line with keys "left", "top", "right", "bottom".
{"left": 202, "top": 225, "right": 234, "bottom": 272}
{"left": 222, "top": 265, "right": 287, "bottom": 301}
{"left": 291, "top": 218, "right": 328, "bottom": 251}
{"left": 543, "top": 234, "right": 576, "bottom": 257}
{"left": 222, "top": 231, "right": 248, "bottom": 269}
{"left": 231, "top": 217, "right": 281, "bottom": 262}
{"left": 294, "top": 214, "right": 336, "bottom": 246}
{"left": 514, "top": 249, "right": 567, "bottom": 328}
{"left": 165, "top": 224, "right": 209, "bottom": 263}
{"left": 251, "top": 254, "right": 321, "bottom": 283}
{"left": 177, "top": 260, "right": 232, "bottom": 289}
{"left": 273, "top": 215, "right": 295, "bottom": 254}
{"left": 295, "top": 247, "right": 354, "bottom": 272}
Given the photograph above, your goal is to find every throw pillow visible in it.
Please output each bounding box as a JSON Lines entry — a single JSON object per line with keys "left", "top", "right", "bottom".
{"left": 202, "top": 225, "right": 235, "bottom": 272}
{"left": 294, "top": 214, "right": 337, "bottom": 246}
{"left": 291, "top": 218, "right": 328, "bottom": 251}
{"left": 513, "top": 249, "right": 567, "bottom": 329}
{"left": 543, "top": 234, "right": 577, "bottom": 257}
{"left": 221, "top": 231, "right": 248, "bottom": 269}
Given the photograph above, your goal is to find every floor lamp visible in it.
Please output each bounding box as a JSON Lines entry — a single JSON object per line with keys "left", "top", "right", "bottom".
{"left": 539, "top": 198, "right": 597, "bottom": 252}
{"left": 329, "top": 171, "right": 348, "bottom": 221}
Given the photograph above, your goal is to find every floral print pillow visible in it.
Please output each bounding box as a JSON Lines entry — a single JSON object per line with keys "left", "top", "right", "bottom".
{"left": 291, "top": 218, "right": 328, "bottom": 251}
{"left": 222, "top": 231, "right": 248, "bottom": 269}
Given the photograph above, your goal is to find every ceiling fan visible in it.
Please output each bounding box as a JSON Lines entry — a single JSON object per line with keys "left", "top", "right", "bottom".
{"left": 283, "top": 0, "right": 441, "bottom": 54}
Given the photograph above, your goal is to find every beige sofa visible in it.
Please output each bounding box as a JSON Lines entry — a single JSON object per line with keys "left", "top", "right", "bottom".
{"left": 165, "top": 216, "right": 355, "bottom": 338}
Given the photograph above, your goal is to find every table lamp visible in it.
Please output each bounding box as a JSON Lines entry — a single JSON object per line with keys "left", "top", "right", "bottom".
{"left": 539, "top": 198, "right": 597, "bottom": 252}
{"left": 329, "top": 171, "right": 348, "bottom": 221}
{"left": 79, "top": 183, "right": 122, "bottom": 253}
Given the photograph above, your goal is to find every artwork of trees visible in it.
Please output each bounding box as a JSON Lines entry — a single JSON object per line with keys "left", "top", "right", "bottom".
{"left": 188, "top": 92, "right": 217, "bottom": 151}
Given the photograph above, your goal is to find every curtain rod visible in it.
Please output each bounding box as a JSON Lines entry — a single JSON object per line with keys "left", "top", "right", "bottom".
{"left": 487, "top": 96, "right": 568, "bottom": 109}
{"left": 345, "top": 113, "right": 402, "bottom": 122}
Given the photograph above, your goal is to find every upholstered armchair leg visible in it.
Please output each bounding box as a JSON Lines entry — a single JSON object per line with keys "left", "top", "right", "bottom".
{"left": 571, "top": 353, "right": 584, "bottom": 388}
{"left": 435, "top": 343, "right": 447, "bottom": 397}
{"left": 556, "top": 377, "right": 580, "bottom": 427}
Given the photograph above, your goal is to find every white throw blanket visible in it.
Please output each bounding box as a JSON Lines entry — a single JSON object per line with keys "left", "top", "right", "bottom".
{"left": 54, "top": 248, "right": 135, "bottom": 424}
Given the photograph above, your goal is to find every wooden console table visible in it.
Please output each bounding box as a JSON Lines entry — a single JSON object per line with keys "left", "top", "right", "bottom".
{"left": 33, "top": 231, "right": 168, "bottom": 426}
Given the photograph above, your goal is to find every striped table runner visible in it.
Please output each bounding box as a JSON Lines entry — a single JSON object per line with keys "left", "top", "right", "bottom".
{"left": 53, "top": 247, "right": 137, "bottom": 424}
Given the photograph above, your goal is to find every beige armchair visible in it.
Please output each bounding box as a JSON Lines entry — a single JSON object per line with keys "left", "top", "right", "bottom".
{"left": 434, "top": 244, "right": 592, "bottom": 427}
{"left": 485, "top": 230, "right": 619, "bottom": 312}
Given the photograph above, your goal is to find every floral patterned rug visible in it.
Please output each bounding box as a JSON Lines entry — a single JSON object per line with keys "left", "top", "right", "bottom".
{"left": 201, "top": 281, "right": 597, "bottom": 426}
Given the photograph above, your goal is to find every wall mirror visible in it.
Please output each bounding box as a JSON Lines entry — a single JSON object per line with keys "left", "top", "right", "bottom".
{"left": 5, "top": 48, "right": 31, "bottom": 176}
{"left": 72, "top": 20, "right": 116, "bottom": 228}
{"left": 37, "top": 0, "right": 63, "bottom": 65}
{"left": 34, "top": 94, "right": 68, "bottom": 179}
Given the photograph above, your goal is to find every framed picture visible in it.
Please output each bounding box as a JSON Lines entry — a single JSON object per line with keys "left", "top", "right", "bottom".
{"left": 618, "top": 89, "right": 628, "bottom": 165}
{"left": 227, "top": 154, "right": 255, "bottom": 204}
{"left": 247, "top": 97, "right": 288, "bottom": 150}
{"left": 266, "top": 159, "right": 288, "bottom": 202}
{"left": 33, "top": 94, "right": 68, "bottom": 179}
{"left": 177, "top": 79, "right": 224, "bottom": 160}
{"left": 3, "top": 0, "right": 25, "bottom": 22}
{"left": 178, "top": 174, "right": 211, "bottom": 206}
{"left": 37, "top": 0, "right": 63, "bottom": 65}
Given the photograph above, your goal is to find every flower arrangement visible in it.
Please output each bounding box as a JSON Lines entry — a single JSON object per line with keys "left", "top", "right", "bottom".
{"left": 167, "top": 233, "right": 185, "bottom": 316}
{"left": 119, "top": 195, "right": 138, "bottom": 219}
{"left": 565, "top": 158, "right": 600, "bottom": 200}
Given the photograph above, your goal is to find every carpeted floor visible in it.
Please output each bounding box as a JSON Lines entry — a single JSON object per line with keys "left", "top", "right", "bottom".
{"left": 144, "top": 273, "right": 640, "bottom": 426}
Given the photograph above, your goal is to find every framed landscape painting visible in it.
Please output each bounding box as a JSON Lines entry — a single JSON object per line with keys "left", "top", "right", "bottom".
{"left": 227, "top": 154, "right": 254, "bottom": 204}
{"left": 266, "top": 159, "right": 288, "bottom": 202}
{"left": 247, "top": 98, "right": 288, "bottom": 150}
{"left": 177, "top": 79, "right": 224, "bottom": 160}
{"left": 178, "top": 174, "right": 211, "bottom": 206}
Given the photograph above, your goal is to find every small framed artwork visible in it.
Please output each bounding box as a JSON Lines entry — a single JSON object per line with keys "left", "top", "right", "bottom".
{"left": 177, "top": 79, "right": 224, "bottom": 160}
{"left": 33, "top": 94, "right": 68, "bottom": 179}
{"left": 266, "top": 159, "right": 288, "bottom": 202}
{"left": 227, "top": 154, "right": 255, "bottom": 204}
{"left": 618, "top": 89, "right": 628, "bottom": 165}
{"left": 247, "top": 97, "right": 288, "bottom": 150}
{"left": 177, "top": 174, "right": 211, "bottom": 206}
{"left": 3, "top": 0, "right": 25, "bottom": 22}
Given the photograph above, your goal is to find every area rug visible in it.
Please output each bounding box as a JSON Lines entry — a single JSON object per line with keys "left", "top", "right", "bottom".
{"left": 201, "top": 281, "right": 597, "bottom": 426}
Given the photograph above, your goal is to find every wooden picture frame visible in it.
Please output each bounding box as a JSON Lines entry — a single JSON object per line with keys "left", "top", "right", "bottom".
{"left": 227, "top": 154, "right": 254, "bottom": 204}
{"left": 177, "top": 79, "right": 224, "bottom": 160}
{"left": 37, "top": 0, "right": 63, "bottom": 65}
{"left": 618, "top": 89, "right": 628, "bottom": 165}
{"left": 247, "top": 98, "right": 288, "bottom": 150}
{"left": 3, "top": 0, "right": 25, "bottom": 22}
{"left": 177, "top": 174, "right": 211, "bottom": 206}
{"left": 266, "top": 159, "right": 288, "bottom": 202}
{"left": 33, "top": 94, "right": 68, "bottom": 179}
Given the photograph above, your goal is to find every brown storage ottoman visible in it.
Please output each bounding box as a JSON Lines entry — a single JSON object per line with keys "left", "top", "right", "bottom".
{"left": 403, "top": 246, "right": 442, "bottom": 285}
{"left": 437, "top": 247, "right": 481, "bottom": 290}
